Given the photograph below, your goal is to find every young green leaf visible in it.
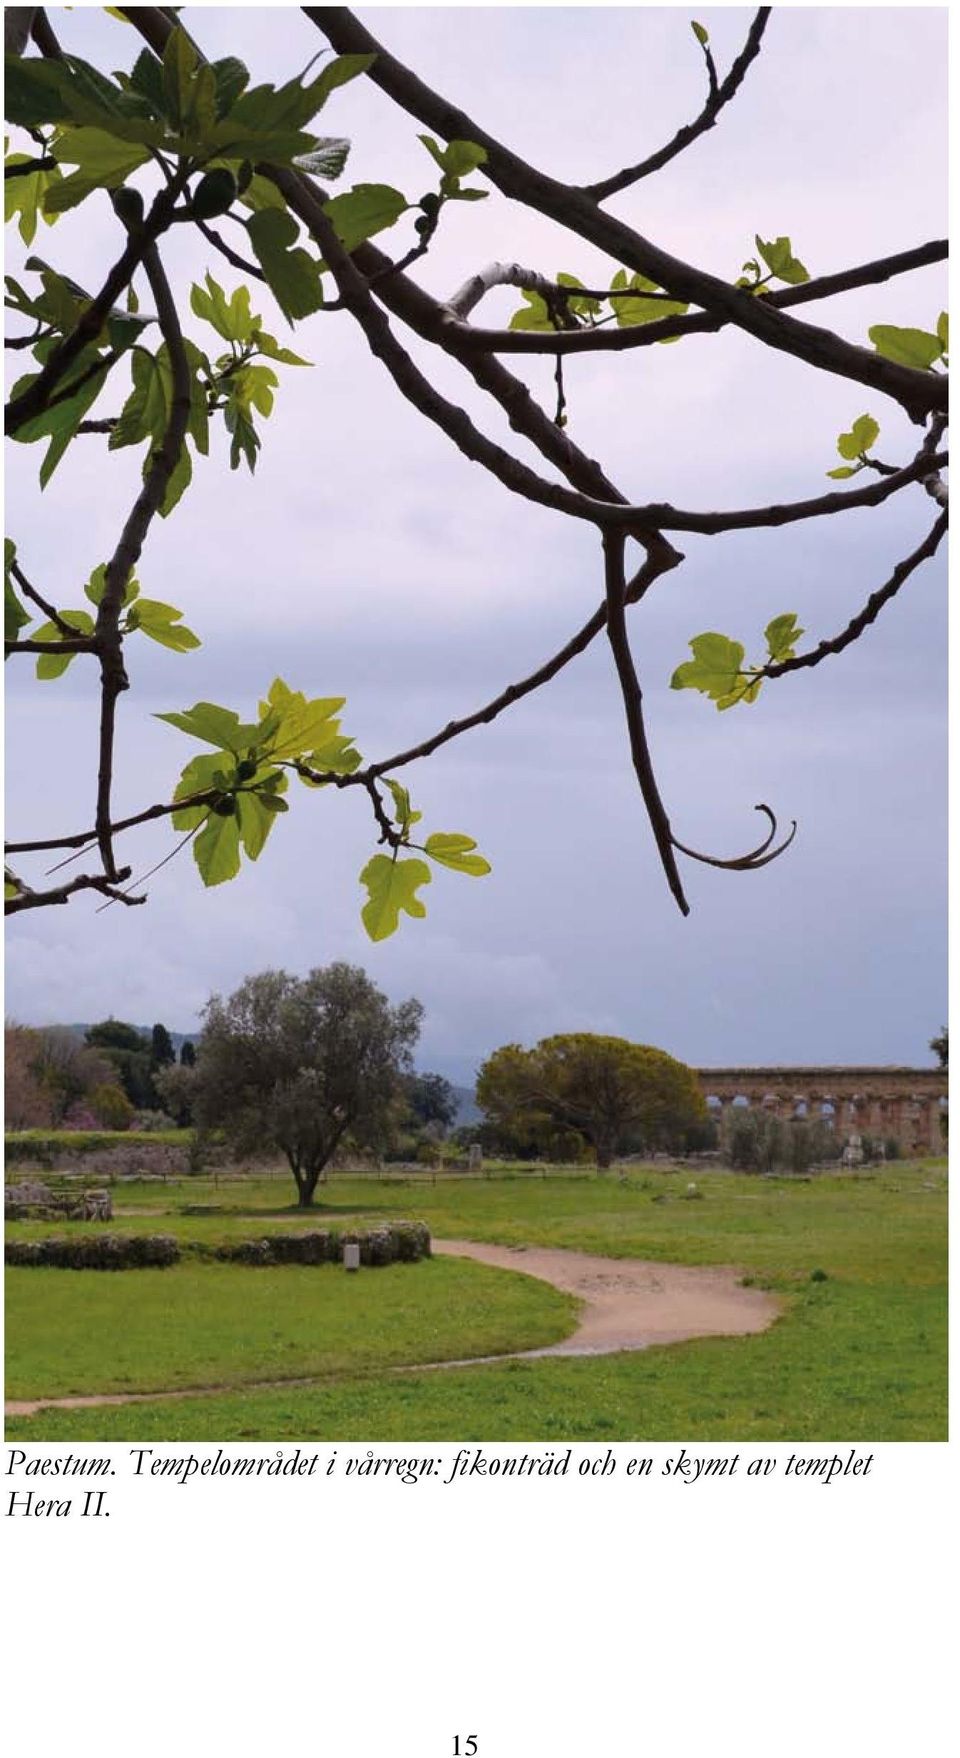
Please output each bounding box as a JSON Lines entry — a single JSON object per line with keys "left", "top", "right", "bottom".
{"left": 826, "top": 464, "right": 862, "bottom": 480}
{"left": 4, "top": 152, "right": 63, "bottom": 243}
{"left": 936, "top": 311, "right": 948, "bottom": 355}
{"left": 764, "top": 612, "right": 804, "bottom": 662}
{"left": 755, "top": 235, "right": 810, "bottom": 285}
{"left": 868, "top": 324, "right": 943, "bottom": 369}
{"left": 384, "top": 778, "right": 421, "bottom": 832}
{"left": 257, "top": 678, "right": 347, "bottom": 761}
{"left": 236, "top": 789, "right": 283, "bottom": 861}
{"left": 156, "top": 701, "right": 260, "bottom": 751}
{"left": 360, "top": 854, "right": 432, "bottom": 942}
{"left": 423, "top": 833, "right": 492, "bottom": 877}
{"left": 251, "top": 329, "right": 311, "bottom": 367}
{"left": 246, "top": 209, "right": 326, "bottom": 322}
{"left": 691, "top": 21, "right": 710, "bottom": 46}
{"left": 190, "top": 273, "right": 255, "bottom": 344}
{"left": 127, "top": 598, "right": 200, "bottom": 652}
{"left": 609, "top": 267, "right": 688, "bottom": 327}
{"left": 4, "top": 539, "right": 31, "bottom": 647}
{"left": 322, "top": 183, "right": 409, "bottom": 253}
{"left": 192, "top": 808, "right": 242, "bottom": 887}
{"left": 34, "top": 609, "right": 94, "bottom": 680}
{"left": 46, "top": 127, "right": 150, "bottom": 214}
{"left": 170, "top": 751, "right": 223, "bottom": 830}
{"left": 509, "top": 289, "right": 555, "bottom": 332}
{"left": 83, "top": 563, "right": 139, "bottom": 608}
{"left": 10, "top": 345, "right": 113, "bottom": 486}
{"left": 670, "top": 632, "right": 747, "bottom": 705}
{"left": 836, "top": 413, "right": 880, "bottom": 461}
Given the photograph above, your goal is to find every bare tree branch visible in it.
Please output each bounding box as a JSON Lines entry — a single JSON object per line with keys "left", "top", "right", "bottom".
{"left": 602, "top": 532, "right": 690, "bottom": 913}
{"left": 4, "top": 870, "right": 145, "bottom": 915}
{"left": 8, "top": 558, "right": 78, "bottom": 637}
{"left": 589, "top": 10, "right": 771, "bottom": 199}
{"left": 758, "top": 511, "right": 948, "bottom": 680}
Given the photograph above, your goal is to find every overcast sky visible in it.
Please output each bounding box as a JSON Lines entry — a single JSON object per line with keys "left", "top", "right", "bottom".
{"left": 5, "top": 4, "right": 948, "bottom": 1085}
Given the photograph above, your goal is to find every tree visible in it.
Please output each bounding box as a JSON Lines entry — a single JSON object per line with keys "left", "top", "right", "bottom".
{"left": 150, "top": 1022, "right": 176, "bottom": 1067}
{"left": 88, "top": 1081, "right": 135, "bottom": 1130}
{"left": 403, "top": 1071, "right": 458, "bottom": 1134}
{"left": 191, "top": 962, "right": 423, "bottom": 1205}
{"left": 929, "top": 1028, "right": 948, "bottom": 1070}
{"left": 154, "top": 1060, "right": 196, "bottom": 1127}
{"left": 3, "top": 10, "right": 947, "bottom": 931}
{"left": 85, "top": 1018, "right": 156, "bottom": 1108}
{"left": 4, "top": 1024, "right": 55, "bottom": 1128}
{"left": 27, "top": 1025, "right": 118, "bottom": 1123}
{"left": 179, "top": 1039, "right": 196, "bottom": 1067}
{"left": 477, "top": 1034, "right": 705, "bottom": 1170}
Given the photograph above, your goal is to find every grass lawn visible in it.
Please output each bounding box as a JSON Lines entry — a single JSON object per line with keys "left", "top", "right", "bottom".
{"left": 5, "top": 1160, "right": 946, "bottom": 1441}
{"left": 5, "top": 1256, "right": 575, "bottom": 1400}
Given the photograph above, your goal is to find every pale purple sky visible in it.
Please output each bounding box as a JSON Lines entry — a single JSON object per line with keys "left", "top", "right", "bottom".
{"left": 5, "top": 6, "right": 948, "bottom": 1084}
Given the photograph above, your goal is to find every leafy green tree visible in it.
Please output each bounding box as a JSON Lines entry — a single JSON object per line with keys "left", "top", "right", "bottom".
{"left": 3, "top": 9, "right": 946, "bottom": 929}
{"left": 191, "top": 962, "right": 423, "bottom": 1206}
{"left": 929, "top": 1028, "right": 948, "bottom": 1070}
{"left": 84, "top": 1018, "right": 155, "bottom": 1107}
{"left": 477, "top": 1034, "right": 705, "bottom": 1170}
{"left": 154, "top": 1059, "right": 196, "bottom": 1127}
{"left": 89, "top": 1081, "right": 135, "bottom": 1130}
{"left": 403, "top": 1071, "right": 458, "bottom": 1133}
{"left": 179, "top": 1039, "right": 196, "bottom": 1067}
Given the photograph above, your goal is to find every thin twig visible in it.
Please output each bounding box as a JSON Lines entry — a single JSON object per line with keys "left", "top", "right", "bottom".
{"left": 308, "top": 9, "right": 945, "bottom": 420}
{"left": 588, "top": 10, "right": 771, "bottom": 199}
{"left": 4, "top": 870, "right": 145, "bottom": 914}
{"left": 9, "top": 559, "right": 78, "bottom": 637}
{"left": 192, "top": 214, "right": 267, "bottom": 281}
{"left": 759, "top": 511, "right": 948, "bottom": 679}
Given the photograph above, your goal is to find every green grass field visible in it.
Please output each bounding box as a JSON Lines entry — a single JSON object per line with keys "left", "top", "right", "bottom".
{"left": 5, "top": 1160, "right": 947, "bottom": 1441}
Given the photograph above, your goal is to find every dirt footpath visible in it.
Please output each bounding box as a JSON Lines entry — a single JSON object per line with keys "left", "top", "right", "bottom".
{"left": 6, "top": 1242, "right": 779, "bottom": 1416}
{"left": 432, "top": 1239, "right": 779, "bottom": 1355}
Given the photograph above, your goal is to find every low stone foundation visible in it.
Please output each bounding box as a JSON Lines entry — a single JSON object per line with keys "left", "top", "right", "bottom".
{"left": 5, "top": 1221, "right": 432, "bottom": 1270}
{"left": 5, "top": 1182, "right": 112, "bottom": 1222}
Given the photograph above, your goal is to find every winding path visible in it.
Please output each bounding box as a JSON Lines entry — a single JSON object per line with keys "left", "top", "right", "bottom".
{"left": 5, "top": 1240, "right": 779, "bottom": 1416}
{"left": 432, "top": 1239, "right": 779, "bottom": 1357}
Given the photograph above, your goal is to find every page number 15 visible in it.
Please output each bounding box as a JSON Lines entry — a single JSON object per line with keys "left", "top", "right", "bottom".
{"left": 453, "top": 1739, "right": 478, "bottom": 1756}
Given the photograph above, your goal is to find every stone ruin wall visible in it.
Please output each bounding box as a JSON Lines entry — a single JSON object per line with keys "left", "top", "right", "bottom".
{"left": 696, "top": 1066, "right": 946, "bottom": 1157}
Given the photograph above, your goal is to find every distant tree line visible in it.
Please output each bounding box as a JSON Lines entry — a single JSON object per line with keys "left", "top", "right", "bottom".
{"left": 4, "top": 1017, "right": 196, "bottom": 1130}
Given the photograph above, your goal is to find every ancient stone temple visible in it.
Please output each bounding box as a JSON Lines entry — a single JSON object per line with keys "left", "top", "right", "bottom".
{"left": 696, "top": 1067, "right": 947, "bottom": 1157}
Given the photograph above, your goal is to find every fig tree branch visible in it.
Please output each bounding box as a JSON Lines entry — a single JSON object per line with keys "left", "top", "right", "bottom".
{"left": 758, "top": 510, "right": 948, "bottom": 679}
{"left": 308, "top": 8, "right": 946, "bottom": 420}
{"left": 587, "top": 9, "right": 771, "bottom": 200}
